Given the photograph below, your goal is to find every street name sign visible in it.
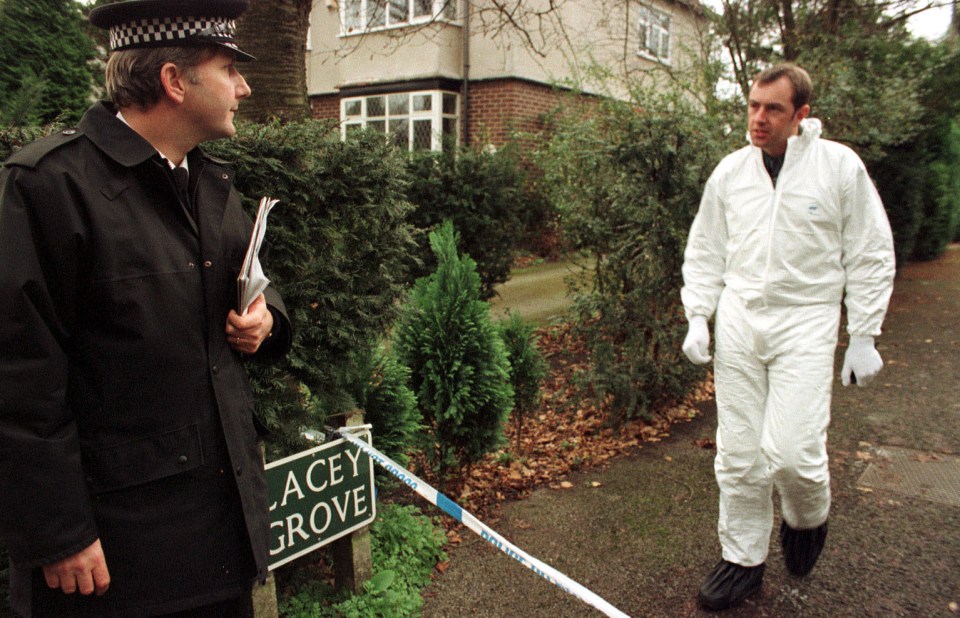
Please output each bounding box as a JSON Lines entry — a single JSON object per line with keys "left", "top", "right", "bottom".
{"left": 265, "top": 429, "right": 376, "bottom": 570}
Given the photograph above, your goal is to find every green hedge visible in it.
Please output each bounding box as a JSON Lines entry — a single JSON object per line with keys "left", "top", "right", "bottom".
{"left": 205, "top": 121, "right": 418, "bottom": 458}
{"left": 405, "top": 146, "right": 530, "bottom": 299}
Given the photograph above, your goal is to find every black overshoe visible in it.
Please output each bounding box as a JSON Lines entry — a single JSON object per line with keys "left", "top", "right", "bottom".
{"left": 698, "top": 559, "right": 765, "bottom": 611}
{"left": 780, "top": 520, "right": 828, "bottom": 576}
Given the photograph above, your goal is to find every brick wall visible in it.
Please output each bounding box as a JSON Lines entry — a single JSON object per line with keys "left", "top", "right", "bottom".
{"left": 310, "top": 93, "right": 340, "bottom": 122}
{"left": 465, "top": 79, "right": 566, "bottom": 148}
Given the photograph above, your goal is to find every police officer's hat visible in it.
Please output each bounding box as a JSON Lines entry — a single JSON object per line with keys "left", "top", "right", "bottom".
{"left": 89, "top": 0, "right": 255, "bottom": 61}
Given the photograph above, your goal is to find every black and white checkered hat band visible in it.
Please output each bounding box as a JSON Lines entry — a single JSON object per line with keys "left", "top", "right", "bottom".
{"left": 109, "top": 16, "right": 238, "bottom": 51}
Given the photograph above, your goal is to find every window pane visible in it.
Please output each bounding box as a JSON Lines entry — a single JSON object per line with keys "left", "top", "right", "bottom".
{"left": 390, "top": 118, "right": 409, "bottom": 149}
{"left": 389, "top": 0, "right": 408, "bottom": 24}
{"left": 414, "top": 0, "right": 431, "bottom": 17}
{"left": 413, "top": 94, "right": 432, "bottom": 112}
{"left": 366, "top": 96, "right": 385, "bottom": 117}
{"left": 344, "top": 99, "right": 362, "bottom": 116}
{"left": 369, "top": 0, "right": 386, "bottom": 27}
{"left": 441, "top": 117, "right": 458, "bottom": 151}
{"left": 413, "top": 119, "right": 433, "bottom": 151}
{"left": 442, "top": 93, "right": 457, "bottom": 115}
{"left": 388, "top": 93, "right": 409, "bottom": 116}
{"left": 368, "top": 119, "right": 386, "bottom": 134}
{"left": 442, "top": 117, "right": 457, "bottom": 136}
{"left": 344, "top": 0, "right": 362, "bottom": 31}
{"left": 345, "top": 122, "right": 363, "bottom": 138}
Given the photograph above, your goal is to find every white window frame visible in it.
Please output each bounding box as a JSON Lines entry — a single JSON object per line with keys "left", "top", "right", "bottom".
{"left": 341, "top": 90, "right": 460, "bottom": 152}
{"left": 340, "top": 0, "right": 460, "bottom": 35}
{"left": 637, "top": 5, "right": 671, "bottom": 62}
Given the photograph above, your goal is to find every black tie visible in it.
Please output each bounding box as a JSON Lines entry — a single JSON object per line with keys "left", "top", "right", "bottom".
{"left": 172, "top": 166, "right": 194, "bottom": 220}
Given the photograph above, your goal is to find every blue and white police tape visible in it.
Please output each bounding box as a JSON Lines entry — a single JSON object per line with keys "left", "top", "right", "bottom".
{"left": 334, "top": 426, "right": 631, "bottom": 618}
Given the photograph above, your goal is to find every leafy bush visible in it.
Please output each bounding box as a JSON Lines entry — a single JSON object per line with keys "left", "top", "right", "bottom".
{"left": 205, "top": 121, "right": 418, "bottom": 458}
{"left": 405, "top": 146, "right": 528, "bottom": 299}
{"left": 538, "top": 92, "right": 735, "bottom": 422}
{"left": 393, "top": 222, "right": 514, "bottom": 485}
{"left": 498, "top": 312, "right": 549, "bottom": 453}
{"left": 278, "top": 503, "right": 447, "bottom": 618}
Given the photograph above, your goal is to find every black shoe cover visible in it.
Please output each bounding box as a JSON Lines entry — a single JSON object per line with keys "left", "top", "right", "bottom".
{"left": 698, "top": 560, "right": 765, "bottom": 611}
{"left": 780, "top": 520, "right": 828, "bottom": 576}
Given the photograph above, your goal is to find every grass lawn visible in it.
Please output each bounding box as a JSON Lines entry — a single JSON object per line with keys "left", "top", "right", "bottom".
{"left": 489, "top": 256, "right": 592, "bottom": 326}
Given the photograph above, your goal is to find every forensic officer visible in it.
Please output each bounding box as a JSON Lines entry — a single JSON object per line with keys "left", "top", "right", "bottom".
{"left": 681, "top": 64, "right": 895, "bottom": 611}
{"left": 0, "top": 1, "right": 292, "bottom": 615}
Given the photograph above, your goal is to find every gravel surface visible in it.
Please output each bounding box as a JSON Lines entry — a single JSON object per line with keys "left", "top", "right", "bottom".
{"left": 422, "top": 245, "right": 960, "bottom": 617}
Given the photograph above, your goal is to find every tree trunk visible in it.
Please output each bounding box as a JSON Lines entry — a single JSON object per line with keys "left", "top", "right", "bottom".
{"left": 235, "top": 0, "right": 313, "bottom": 123}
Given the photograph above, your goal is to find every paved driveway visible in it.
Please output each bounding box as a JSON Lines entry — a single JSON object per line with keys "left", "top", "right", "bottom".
{"left": 423, "top": 245, "right": 960, "bottom": 617}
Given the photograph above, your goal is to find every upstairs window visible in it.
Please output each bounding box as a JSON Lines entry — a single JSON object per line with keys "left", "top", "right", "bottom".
{"left": 638, "top": 5, "right": 671, "bottom": 61}
{"left": 342, "top": 90, "right": 460, "bottom": 152}
{"left": 342, "top": 0, "right": 460, "bottom": 34}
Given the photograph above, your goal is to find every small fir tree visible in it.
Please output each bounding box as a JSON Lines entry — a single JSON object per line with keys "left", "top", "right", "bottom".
{"left": 498, "top": 312, "right": 548, "bottom": 454}
{"left": 394, "top": 221, "right": 514, "bottom": 487}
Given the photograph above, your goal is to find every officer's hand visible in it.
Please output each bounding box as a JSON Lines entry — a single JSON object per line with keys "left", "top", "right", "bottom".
{"left": 841, "top": 335, "right": 883, "bottom": 387}
{"left": 226, "top": 293, "right": 274, "bottom": 355}
{"left": 42, "top": 538, "right": 110, "bottom": 596}
{"left": 682, "top": 315, "right": 713, "bottom": 365}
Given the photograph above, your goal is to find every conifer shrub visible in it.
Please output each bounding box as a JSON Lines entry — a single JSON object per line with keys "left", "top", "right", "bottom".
{"left": 498, "top": 312, "right": 549, "bottom": 453}
{"left": 205, "top": 121, "right": 417, "bottom": 457}
{"left": 348, "top": 344, "right": 421, "bottom": 469}
{"left": 393, "top": 222, "right": 514, "bottom": 485}
{"left": 405, "top": 146, "right": 528, "bottom": 299}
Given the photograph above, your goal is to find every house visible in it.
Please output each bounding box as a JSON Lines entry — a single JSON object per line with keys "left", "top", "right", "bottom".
{"left": 306, "top": 0, "right": 709, "bottom": 151}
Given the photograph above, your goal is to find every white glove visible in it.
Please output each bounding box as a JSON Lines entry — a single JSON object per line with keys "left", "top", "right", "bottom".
{"left": 841, "top": 335, "right": 883, "bottom": 387}
{"left": 682, "top": 316, "right": 712, "bottom": 365}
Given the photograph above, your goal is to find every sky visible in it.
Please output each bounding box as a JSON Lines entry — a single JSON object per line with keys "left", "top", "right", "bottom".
{"left": 907, "top": 3, "right": 954, "bottom": 39}
{"left": 698, "top": 0, "right": 954, "bottom": 41}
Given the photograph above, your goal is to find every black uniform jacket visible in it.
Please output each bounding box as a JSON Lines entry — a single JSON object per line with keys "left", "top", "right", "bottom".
{"left": 0, "top": 102, "right": 291, "bottom": 616}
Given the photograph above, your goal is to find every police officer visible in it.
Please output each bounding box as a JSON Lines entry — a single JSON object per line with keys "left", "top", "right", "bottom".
{"left": 0, "top": 1, "right": 291, "bottom": 615}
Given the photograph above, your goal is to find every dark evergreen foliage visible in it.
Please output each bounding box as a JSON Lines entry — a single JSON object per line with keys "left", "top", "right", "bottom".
{"left": 498, "top": 312, "right": 548, "bottom": 453}
{"left": 348, "top": 344, "right": 421, "bottom": 468}
{"left": 205, "top": 121, "right": 418, "bottom": 458}
{"left": 0, "top": 0, "right": 96, "bottom": 125}
{"left": 405, "top": 146, "right": 528, "bottom": 299}
{"left": 393, "top": 222, "right": 514, "bottom": 484}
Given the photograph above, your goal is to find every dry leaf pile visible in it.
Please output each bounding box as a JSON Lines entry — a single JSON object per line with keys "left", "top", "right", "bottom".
{"left": 436, "top": 321, "right": 714, "bottom": 524}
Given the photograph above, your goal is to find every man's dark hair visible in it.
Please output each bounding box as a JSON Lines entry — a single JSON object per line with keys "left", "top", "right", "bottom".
{"left": 753, "top": 63, "right": 813, "bottom": 111}
{"left": 105, "top": 46, "right": 220, "bottom": 110}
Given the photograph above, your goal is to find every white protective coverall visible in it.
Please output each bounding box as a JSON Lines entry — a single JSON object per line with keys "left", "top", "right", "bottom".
{"left": 681, "top": 118, "right": 895, "bottom": 567}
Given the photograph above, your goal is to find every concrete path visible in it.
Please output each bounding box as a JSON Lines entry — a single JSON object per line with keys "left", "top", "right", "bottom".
{"left": 422, "top": 246, "right": 960, "bottom": 617}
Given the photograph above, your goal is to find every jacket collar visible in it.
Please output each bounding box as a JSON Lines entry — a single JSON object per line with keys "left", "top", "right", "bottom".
{"left": 79, "top": 101, "right": 230, "bottom": 169}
